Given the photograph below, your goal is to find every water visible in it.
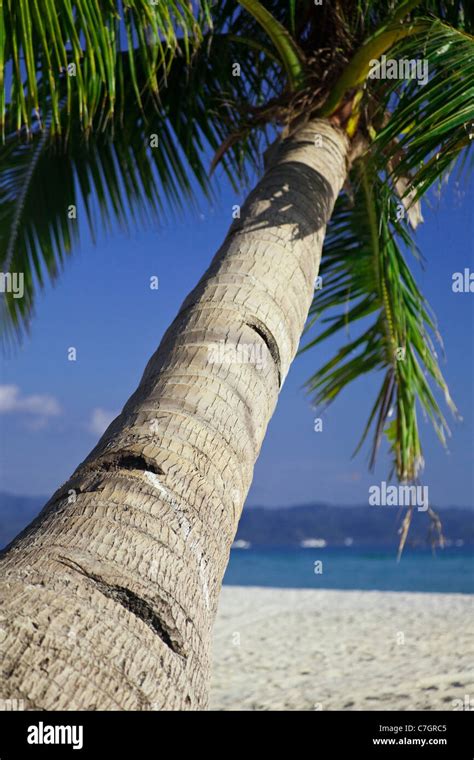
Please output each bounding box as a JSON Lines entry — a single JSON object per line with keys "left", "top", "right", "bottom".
{"left": 223, "top": 547, "right": 474, "bottom": 594}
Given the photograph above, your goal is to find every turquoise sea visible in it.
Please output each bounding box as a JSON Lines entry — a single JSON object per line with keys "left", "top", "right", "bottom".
{"left": 223, "top": 547, "right": 474, "bottom": 594}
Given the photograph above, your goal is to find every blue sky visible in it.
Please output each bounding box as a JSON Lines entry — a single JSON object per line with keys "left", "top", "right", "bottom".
{"left": 0, "top": 168, "right": 473, "bottom": 508}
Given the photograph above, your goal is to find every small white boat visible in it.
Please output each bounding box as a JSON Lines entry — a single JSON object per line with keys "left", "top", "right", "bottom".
{"left": 232, "top": 539, "right": 251, "bottom": 549}
{"left": 300, "top": 538, "right": 327, "bottom": 548}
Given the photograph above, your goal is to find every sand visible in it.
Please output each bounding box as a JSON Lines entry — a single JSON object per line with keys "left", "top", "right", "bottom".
{"left": 210, "top": 586, "right": 473, "bottom": 711}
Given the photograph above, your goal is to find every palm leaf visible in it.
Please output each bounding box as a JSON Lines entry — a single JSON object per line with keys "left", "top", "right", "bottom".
{"left": 301, "top": 9, "right": 471, "bottom": 489}
{"left": 300, "top": 159, "right": 457, "bottom": 483}
{"left": 237, "top": 0, "right": 306, "bottom": 89}
{"left": 370, "top": 20, "right": 474, "bottom": 201}
{"left": 0, "top": 33, "right": 274, "bottom": 339}
{"left": 0, "top": 0, "right": 212, "bottom": 138}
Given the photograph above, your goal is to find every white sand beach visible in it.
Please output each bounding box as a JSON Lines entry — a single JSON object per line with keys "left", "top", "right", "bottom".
{"left": 210, "top": 587, "right": 473, "bottom": 711}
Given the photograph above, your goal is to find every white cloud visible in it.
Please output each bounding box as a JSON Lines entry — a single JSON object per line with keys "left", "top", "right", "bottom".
{"left": 88, "top": 407, "right": 117, "bottom": 436}
{"left": 0, "top": 385, "right": 61, "bottom": 417}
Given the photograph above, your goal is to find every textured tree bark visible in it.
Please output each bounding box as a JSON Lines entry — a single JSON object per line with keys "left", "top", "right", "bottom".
{"left": 0, "top": 119, "right": 348, "bottom": 710}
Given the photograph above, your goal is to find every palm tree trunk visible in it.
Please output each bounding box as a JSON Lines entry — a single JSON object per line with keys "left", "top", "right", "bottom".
{"left": 0, "top": 119, "right": 348, "bottom": 710}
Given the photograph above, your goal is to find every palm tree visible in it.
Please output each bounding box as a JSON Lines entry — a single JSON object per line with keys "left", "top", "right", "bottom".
{"left": 0, "top": 0, "right": 472, "bottom": 710}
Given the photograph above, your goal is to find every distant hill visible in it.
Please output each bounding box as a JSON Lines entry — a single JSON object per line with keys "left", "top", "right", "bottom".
{"left": 0, "top": 492, "right": 46, "bottom": 548}
{"left": 0, "top": 492, "right": 472, "bottom": 550}
{"left": 235, "top": 503, "right": 474, "bottom": 548}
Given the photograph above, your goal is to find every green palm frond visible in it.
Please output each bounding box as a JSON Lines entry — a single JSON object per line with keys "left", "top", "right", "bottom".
{"left": 300, "top": 159, "right": 457, "bottom": 483}
{"left": 300, "top": 8, "right": 472, "bottom": 488}
{"left": 237, "top": 0, "right": 306, "bottom": 89}
{"left": 0, "top": 33, "right": 273, "bottom": 339}
{"left": 418, "top": 1, "right": 474, "bottom": 32}
{"left": 0, "top": 0, "right": 212, "bottom": 139}
{"left": 370, "top": 20, "right": 474, "bottom": 201}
